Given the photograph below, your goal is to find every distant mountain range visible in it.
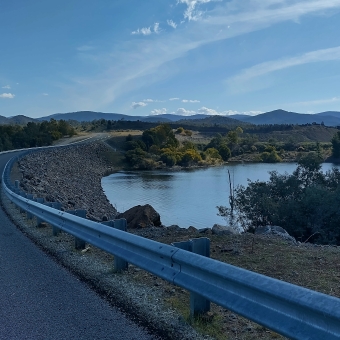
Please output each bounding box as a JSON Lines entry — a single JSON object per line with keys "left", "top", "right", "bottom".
{"left": 1, "top": 109, "right": 340, "bottom": 126}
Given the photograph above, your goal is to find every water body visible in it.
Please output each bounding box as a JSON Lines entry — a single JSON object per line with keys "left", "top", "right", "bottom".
{"left": 102, "top": 163, "right": 340, "bottom": 229}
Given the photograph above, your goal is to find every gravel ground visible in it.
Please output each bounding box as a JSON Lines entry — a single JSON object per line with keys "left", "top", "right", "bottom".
{"left": 16, "top": 142, "right": 117, "bottom": 221}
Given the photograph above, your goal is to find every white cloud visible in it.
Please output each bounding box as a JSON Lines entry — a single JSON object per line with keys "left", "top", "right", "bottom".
{"left": 154, "top": 23, "right": 161, "bottom": 34}
{"left": 178, "top": 0, "right": 219, "bottom": 21}
{"left": 169, "top": 97, "right": 180, "bottom": 101}
{"left": 242, "top": 110, "right": 263, "bottom": 116}
{"left": 151, "top": 108, "right": 167, "bottom": 115}
{"left": 60, "top": 0, "right": 340, "bottom": 111}
{"left": 132, "top": 23, "right": 161, "bottom": 36}
{"left": 167, "top": 20, "right": 177, "bottom": 28}
{"left": 143, "top": 98, "right": 164, "bottom": 102}
{"left": 174, "top": 108, "right": 197, "bottom": 115}
{"left": 2, "top": 85, "right": 11, "bottom": 89}
{"left": 42, "top": 93, "right": 49, "bottom": 96}
{"left": 131, "top": 27, "right": 152, "bottom": 35}
{"left": 197, "top": 106, "right": 262, "bottom": 116}
{"left": 0, "top": 93, "right": 15, "bottom": 99}
{"left": 182, "top": 99, "right": 200, "bottom": 103}
{"left": 198, "top": 106, "right": 220, "bottom": 115}
{"left": 131, "top": 101, "right": 148, "bottom": 109}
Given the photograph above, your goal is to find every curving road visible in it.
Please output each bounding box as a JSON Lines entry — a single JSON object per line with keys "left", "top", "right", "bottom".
{"left": 0, "top": 150, "right": 159, "bottom": 340}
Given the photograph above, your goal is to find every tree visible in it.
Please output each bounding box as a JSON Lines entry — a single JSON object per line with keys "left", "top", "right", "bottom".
{"left": 218, "top": 144, "right": 231, "bottom": 161}
{"left": 217, "top": 155, "right": 340, "bottom": 244}
{"left": 331, "top": 131, "right": 340, "bottom": 158}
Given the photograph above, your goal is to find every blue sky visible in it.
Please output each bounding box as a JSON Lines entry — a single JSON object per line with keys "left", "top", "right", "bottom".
{"left": 1, "top": 0, "right": 340, "bottom": 118}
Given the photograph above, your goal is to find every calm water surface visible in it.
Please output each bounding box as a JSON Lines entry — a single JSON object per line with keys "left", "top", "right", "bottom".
{"left": 102, "top": 163, "right": 340, "bottom": 229}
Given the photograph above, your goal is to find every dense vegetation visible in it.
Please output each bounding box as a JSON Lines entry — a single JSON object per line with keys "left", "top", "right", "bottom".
{"left": 218, "top": 153, "right": 340, "bottom": 245}
{"left": 0, "top": 119, "right": 75, "bottom": 151}
{"left": 121, "top": 124, "right": 244, "bottom": 169}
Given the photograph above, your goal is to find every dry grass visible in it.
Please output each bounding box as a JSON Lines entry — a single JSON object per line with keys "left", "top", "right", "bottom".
{"left": 129, "top": 230, "right": 340, "bottom": 339}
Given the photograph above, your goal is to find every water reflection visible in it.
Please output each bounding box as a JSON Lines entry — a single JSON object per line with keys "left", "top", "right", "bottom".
{"left": 102, "top": 163, "right": 340, "bottom": 229}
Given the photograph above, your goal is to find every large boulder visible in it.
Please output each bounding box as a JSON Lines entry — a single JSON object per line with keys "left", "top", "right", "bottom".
{"left": 212, "top": 224, "right": 237, "bottom": 235}
{"left": 118, "top": 204, "right": 162, "bottom": 229}
{"left": 255, "top": 225, "right": 296, "bottom": 243}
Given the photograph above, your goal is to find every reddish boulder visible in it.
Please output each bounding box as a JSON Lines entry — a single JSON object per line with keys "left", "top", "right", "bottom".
{"left": 118, "top": 204, "right": 162, "bottom": 229}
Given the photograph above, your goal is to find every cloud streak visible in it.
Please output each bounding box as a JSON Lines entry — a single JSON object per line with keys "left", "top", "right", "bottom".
{"left": 131, "top": 101, "right": 147, "bottom": 109}
{"left": 0, "top": 93, "right": 15, "bottom": 99}
{"left": 61, "top": 0, "right": 340, "bottom": 111}
{"left": 132, "top": 23, "right": 161, "bottom": 35}
{"left": 228, "top": 45, "right": 340, "bottom": 86}
{"left": 182, "top": 99, "right": 200, "bottom": 103}
{"left": 167, "top": 20, "right": 177, "bottom": 28}
{"left": 178, "top": 0, "right": 220, "bottom": 21}
{"left": 151, "top": 108, "right": 167, "bottom": 115}
{"left": 2, "top": 85, "right": 11, "bottom": 89}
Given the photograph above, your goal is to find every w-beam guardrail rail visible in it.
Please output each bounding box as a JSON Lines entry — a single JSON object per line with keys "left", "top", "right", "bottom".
{"left": 2, "top": 151, "right": 340, "bottom": 340}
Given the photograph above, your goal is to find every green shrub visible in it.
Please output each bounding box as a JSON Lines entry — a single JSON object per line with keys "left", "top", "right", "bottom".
{"left": 260, "top": 150, "right": 282, "bottom": 163}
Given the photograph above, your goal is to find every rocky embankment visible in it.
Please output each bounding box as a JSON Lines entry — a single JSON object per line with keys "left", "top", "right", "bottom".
{"left": 17, "top": 142, "right": 117, "bottom": 221}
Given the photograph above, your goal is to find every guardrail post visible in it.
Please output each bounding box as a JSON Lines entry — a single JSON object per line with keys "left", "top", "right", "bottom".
{"left": 19, "top": 191, "right": 26, "bottom": 213}
{"left": 101, "top": 218, "right": 128, "bottom": 272}
{"left": 15, "top": 180, "right": 19, "bottom": 189}
{"left": 26, "top": 194, "right": 34, "bottom": 219}
{"left": 35, "top": 197, "right": 44, "bottom": 226}
{"left": 49, "top": 202, "right": 62, "bottom": 236}
{"left": 172, "top": 237, "right": 211, "bottom": 316}
{"left": 66, "top": 209, "right": 87, "bottom": 250}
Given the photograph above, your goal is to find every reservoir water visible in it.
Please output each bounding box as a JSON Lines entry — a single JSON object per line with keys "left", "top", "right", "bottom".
{"left": 102, "top": 163, "right": 340, "bottom": 229}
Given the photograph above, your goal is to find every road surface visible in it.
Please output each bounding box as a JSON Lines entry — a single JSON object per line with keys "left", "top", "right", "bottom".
{"left": 0, "top": 150, "right": 160, "bottom": 340}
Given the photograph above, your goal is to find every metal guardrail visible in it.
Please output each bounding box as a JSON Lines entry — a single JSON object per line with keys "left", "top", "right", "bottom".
{"left": 2, "top": 152, "right": 340, "bottom": 340}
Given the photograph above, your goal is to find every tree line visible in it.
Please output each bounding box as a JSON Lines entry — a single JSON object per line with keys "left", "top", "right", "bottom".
{"left": 0, "top": 119, "right": 75, "bottom": 151}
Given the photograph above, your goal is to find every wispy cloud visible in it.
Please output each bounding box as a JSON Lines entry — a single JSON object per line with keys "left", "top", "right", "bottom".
{"left": 131, "top": 27, "right": 152, "bottom": 35}
{"left": 143, "top": 98, "right": 164, "bottom": 103}
{"left": 0, "top": 93, "right": 15, "bottom": 99}
{"left": 198, "top": 106, "right": 262, "bottom": 116}
{"left": 292, "top": 96, "right": 340, "bottom": 106}
{"left": 2, "top": 85, "right": 11, "bottom": 89}
{"left": 228, "top": 46, "right": 340, "bottom": 88}
{"left": 62, "top": 0, "right": 340, "bottom": 111}
{"left": 42, "top": 93, "right": 49, "bottom": 96}
{"left": 169, "top": 97, "right": 180, "bottom": 101}
{"left": 178, "top": 0, "right": 220, "bottom": 21}
{"left": 167, "top": 20, "right": 177, "bottom": 28}
{"left": 132, "top": 23, "right": 161, "bottom": 35}
{"left": 151, "top": 108, "right": 167, "bottom": 115}
{"left": 182, "top": 99, "right": 200, "bottom": 103}
{"left": 131, "top": 101, "right": 147, "bottom": 109}
{"left": 154, "top": 23, "right": 161, "bottom": 34}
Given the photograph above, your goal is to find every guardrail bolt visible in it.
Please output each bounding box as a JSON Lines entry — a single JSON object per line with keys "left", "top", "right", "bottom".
{"left": 172, "top": 237, "right": 211, "bottom": 317}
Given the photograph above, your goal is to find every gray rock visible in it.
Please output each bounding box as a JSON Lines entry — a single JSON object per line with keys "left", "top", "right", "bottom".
{"left": 254, "top": 226, "right": 271, "bottom": 235}
{"left": 255, "top": 225, "right": 296, "bottom": 243}
{"left": 198, "top": 227, "right": 210, "bottom": 233}
{"left": 212, "top": 224, "right": 236, "bottom": 235}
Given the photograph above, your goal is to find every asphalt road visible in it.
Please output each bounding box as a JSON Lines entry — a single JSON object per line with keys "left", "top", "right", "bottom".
{"left": 0, "top": 150, "right": 159, "bottom": 340}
